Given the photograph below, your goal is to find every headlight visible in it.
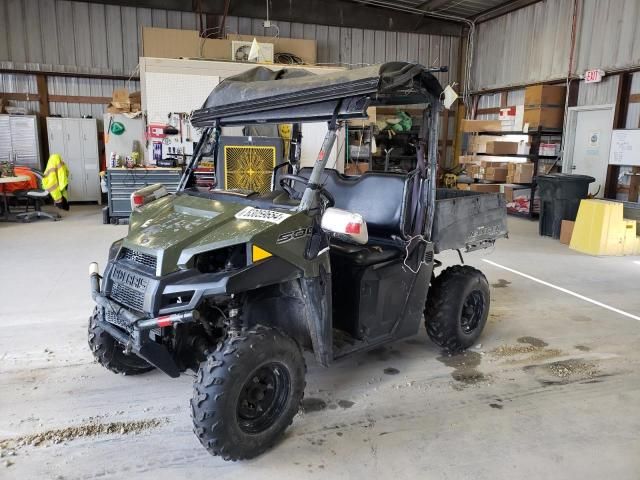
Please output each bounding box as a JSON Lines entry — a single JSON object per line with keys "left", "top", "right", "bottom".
{"left": 195, "top": 245, "right": 247, "bottom": 274}
{"left": 108, "top": 239, "right": 123, "bottom": 262}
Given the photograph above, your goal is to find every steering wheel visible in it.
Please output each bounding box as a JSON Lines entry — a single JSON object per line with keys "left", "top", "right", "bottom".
{"left": 279, "top": 174, "right": 335, "bottom": 208}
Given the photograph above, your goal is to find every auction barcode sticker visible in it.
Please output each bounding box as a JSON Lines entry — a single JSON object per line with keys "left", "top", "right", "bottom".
{"left": 235, "top": 206, "right": 291, "bottom": 224}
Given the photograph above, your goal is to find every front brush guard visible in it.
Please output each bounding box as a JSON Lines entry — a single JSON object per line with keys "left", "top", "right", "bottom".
{"left": 90, "top": 269, "right": 198, "bottom": 378}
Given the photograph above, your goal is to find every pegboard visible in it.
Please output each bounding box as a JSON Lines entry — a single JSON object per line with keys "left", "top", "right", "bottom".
{"left": 144, "top": 71, "right": 219, "bottom": 125}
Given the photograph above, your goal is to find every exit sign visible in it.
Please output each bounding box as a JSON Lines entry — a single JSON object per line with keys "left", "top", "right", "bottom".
{"left": 584, "top": 69, "right": 604, "bottom": 83}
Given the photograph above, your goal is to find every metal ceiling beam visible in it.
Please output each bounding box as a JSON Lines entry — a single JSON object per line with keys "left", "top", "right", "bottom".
{"left": 81, "top": 0, "right": 464, "bottom": 35}
{"left": 473, "top": 0, "right": 543, "bottom": 23}
{"left": 414, "top": 0, "right": 453, "bottom": 11}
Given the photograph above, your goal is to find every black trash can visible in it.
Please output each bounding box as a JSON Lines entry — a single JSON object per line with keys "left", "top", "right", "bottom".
{"left": 537, "top": 173, "right": 595, "bottom": 238}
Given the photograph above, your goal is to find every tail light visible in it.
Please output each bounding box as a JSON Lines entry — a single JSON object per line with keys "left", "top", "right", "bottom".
{"left": 130, "top": 183, "right": 169, "bottom": 210}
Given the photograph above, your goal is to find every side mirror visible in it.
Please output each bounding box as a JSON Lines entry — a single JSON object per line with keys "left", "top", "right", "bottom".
{"left": 321, "top": 208, "right": 368, "bottom": 245}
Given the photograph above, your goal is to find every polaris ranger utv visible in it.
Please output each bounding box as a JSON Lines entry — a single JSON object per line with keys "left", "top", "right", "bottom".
{"left": 88, "top": 62, "right": 507, "bottom": 460}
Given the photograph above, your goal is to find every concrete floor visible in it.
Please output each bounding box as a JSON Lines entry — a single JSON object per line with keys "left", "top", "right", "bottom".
{"left": 1, "top": 205, "right": 639, "bottom": 479}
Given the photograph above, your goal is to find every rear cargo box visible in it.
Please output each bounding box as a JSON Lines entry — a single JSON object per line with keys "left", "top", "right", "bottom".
{"left": 433, "top": 189, "right": 508, "bottom": 253}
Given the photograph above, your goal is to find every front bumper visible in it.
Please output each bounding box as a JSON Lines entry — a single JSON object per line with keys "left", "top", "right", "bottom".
{"left": 90, "top": 265, "right": 198, "bottom": 378}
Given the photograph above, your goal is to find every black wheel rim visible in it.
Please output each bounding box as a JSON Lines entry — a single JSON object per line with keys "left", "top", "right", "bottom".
{"left": 236, "top": 362, "right": 291, "bottom": 434}
{"left": 460, "top": 290, "right": 485, "bottom": 334}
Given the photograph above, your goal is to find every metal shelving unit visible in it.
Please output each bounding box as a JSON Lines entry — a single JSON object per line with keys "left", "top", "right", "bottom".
{"left": 475, "top": 127, "right": 563, "bottom": 219}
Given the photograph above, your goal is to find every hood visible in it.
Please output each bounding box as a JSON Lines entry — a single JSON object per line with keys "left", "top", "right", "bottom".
{"left": 124, "top": 194, "right": 288, "bottom": 275}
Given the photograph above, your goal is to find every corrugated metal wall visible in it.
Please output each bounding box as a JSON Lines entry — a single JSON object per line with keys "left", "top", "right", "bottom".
{"left": 0, "top": 0, "right": 199, "bottom": 76}
{"left": 576, "top": 74, "right": 619, "bottom": 107}
{"left": 575, "top": 0, "right": 640, "bottom": 73}
{"left": 472, "top": 0, "right": 640, "bottom": 92}
{"left": 0, "top": 0, "right": 461, "bottom": 120}
{"left": 471, "top": 0, "right": 573, "bottom": 91}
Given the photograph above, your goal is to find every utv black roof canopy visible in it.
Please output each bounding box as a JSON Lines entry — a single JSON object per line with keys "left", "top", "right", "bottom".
{"left": 190, "top": 62, "right": 444, "bottom": 127}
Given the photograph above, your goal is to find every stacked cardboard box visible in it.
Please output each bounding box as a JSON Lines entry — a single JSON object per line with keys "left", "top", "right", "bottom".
{"left": 507, "top": 162, "right": 535, "bottom": 184}
{"left": 524, "top": 85, "right": 565, "bottom": 130}
{"left": 457, "top": 183, "right": 502, "bottom": 193}
{"left": 501, "top": 184, "right": 530, "bottom": 202}
{"left": 465, "top": 161, "right": 509, "bottom": 182}
{"left": 462, "top": 119, "right": 503, "bottom": 133}
{"left": 465, "top": 135, "right": 530, "bottom": 155}
{"left": 107, "top": 89, "right": 142, "bottom": 114}
{"left": 485, "top": 141, "right": 518, "bottom": 155}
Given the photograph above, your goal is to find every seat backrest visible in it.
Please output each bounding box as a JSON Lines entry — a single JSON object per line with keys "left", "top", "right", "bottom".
{"left": 297, "top": 168, "right": 409, "bottom": 240}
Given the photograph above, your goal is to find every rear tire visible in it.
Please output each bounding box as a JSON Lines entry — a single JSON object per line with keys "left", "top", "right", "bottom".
{"left": 88, "top": 309, "right": 154, "bottom": 375}
{"left": 425, "top": 265, "right": 490, "bottom": 352}
{"left": 191, "top": 325, "right": 306, "bottom": 461}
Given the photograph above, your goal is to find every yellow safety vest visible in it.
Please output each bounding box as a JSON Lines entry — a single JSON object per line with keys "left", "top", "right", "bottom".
{"left": 42, "top": 154, "right": 69, "bottom": 202}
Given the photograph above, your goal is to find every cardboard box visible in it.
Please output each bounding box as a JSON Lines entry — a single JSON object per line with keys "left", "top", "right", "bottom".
{"left": 482, "top": 166, "right": 508, "bottom": 182}
{"left": 524, "top": 106, "right": 564, "bottom": 129}
{"left": 459, "top": 183, "right": 503, "bottom": 193}
{"left": 560, "top": 220, "right": 575, "bottom": 245}
{"left": 507, "top": 162, "right": 534, "bottom": 183}
{"left": 344, "top": 162, "right": 370, "bottom": 176}
{"left": 525, "top": 85, "right": 566, "bottom": 106}
{"left": 466, "top": 164, "right": 481, "bottom": 179}
{"left": 107, "top": 89, "right": 142, "bottom": 113}
{"left": 462, "top": 119, "right": 503, "bottom": 132}
{"left": 485, "top": 141, "right": 519, "bottom": 155}
{"left": 459, "top": 155, "right": 481, "bottom": 166}
{"left": 480, "top": 160, "right": 509, "bottom": 167}
{"left": 142, "top": 28, "right": 200, "bottom": 58}
{"left": 469, "top": 183, "right": 502, "bottom": 193}
{"left": 466, "top": 133, "right": 529, "bottom": 153}
{"left": 142, "top": 27, "right": 317, "bottom": 64}
{"left": 501, "top": 184, "right": 530, "bottom": 203}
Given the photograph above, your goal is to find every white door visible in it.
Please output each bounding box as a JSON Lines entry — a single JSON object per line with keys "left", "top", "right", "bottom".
{"left": 564, "top": 105, "right": 615, "bottom": 197}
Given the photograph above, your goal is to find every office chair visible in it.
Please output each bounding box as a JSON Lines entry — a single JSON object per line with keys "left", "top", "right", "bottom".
{"left": 14, "top": 169, "right": 61, "bottom": 222}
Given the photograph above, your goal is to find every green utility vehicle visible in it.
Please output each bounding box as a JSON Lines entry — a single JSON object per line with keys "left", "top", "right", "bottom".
{"left": 89, "top": 62, "right": 507, "bottom": 460}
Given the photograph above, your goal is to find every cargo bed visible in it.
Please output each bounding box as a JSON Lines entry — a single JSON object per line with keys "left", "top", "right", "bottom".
{"left": 432, "top": 188, "right": 508, "bottom": 253}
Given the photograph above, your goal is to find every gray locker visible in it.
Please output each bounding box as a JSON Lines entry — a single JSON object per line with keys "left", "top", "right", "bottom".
{"left": 46, "top": 117, "right": 100, "bottom": 202}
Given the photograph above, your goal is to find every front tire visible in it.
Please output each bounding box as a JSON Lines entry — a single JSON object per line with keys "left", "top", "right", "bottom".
{"left": 88, "top": 309, "right": 154, "bottom": 375}
{"left": 191, "top": 325, "right": 306, "bottom": 461}
{"left": 425, "top": 265, "right": 490, "bottom": 352}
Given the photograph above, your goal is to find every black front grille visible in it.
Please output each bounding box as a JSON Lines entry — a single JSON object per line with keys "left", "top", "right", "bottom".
{"left": 104, "top": 309, "right": 132, "bottom": 331}
{"left": 121, "top": 248, "right": 157, "bottom": 272}
{"left": 110, "top": 282, "right": 145, "bottom": 312}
